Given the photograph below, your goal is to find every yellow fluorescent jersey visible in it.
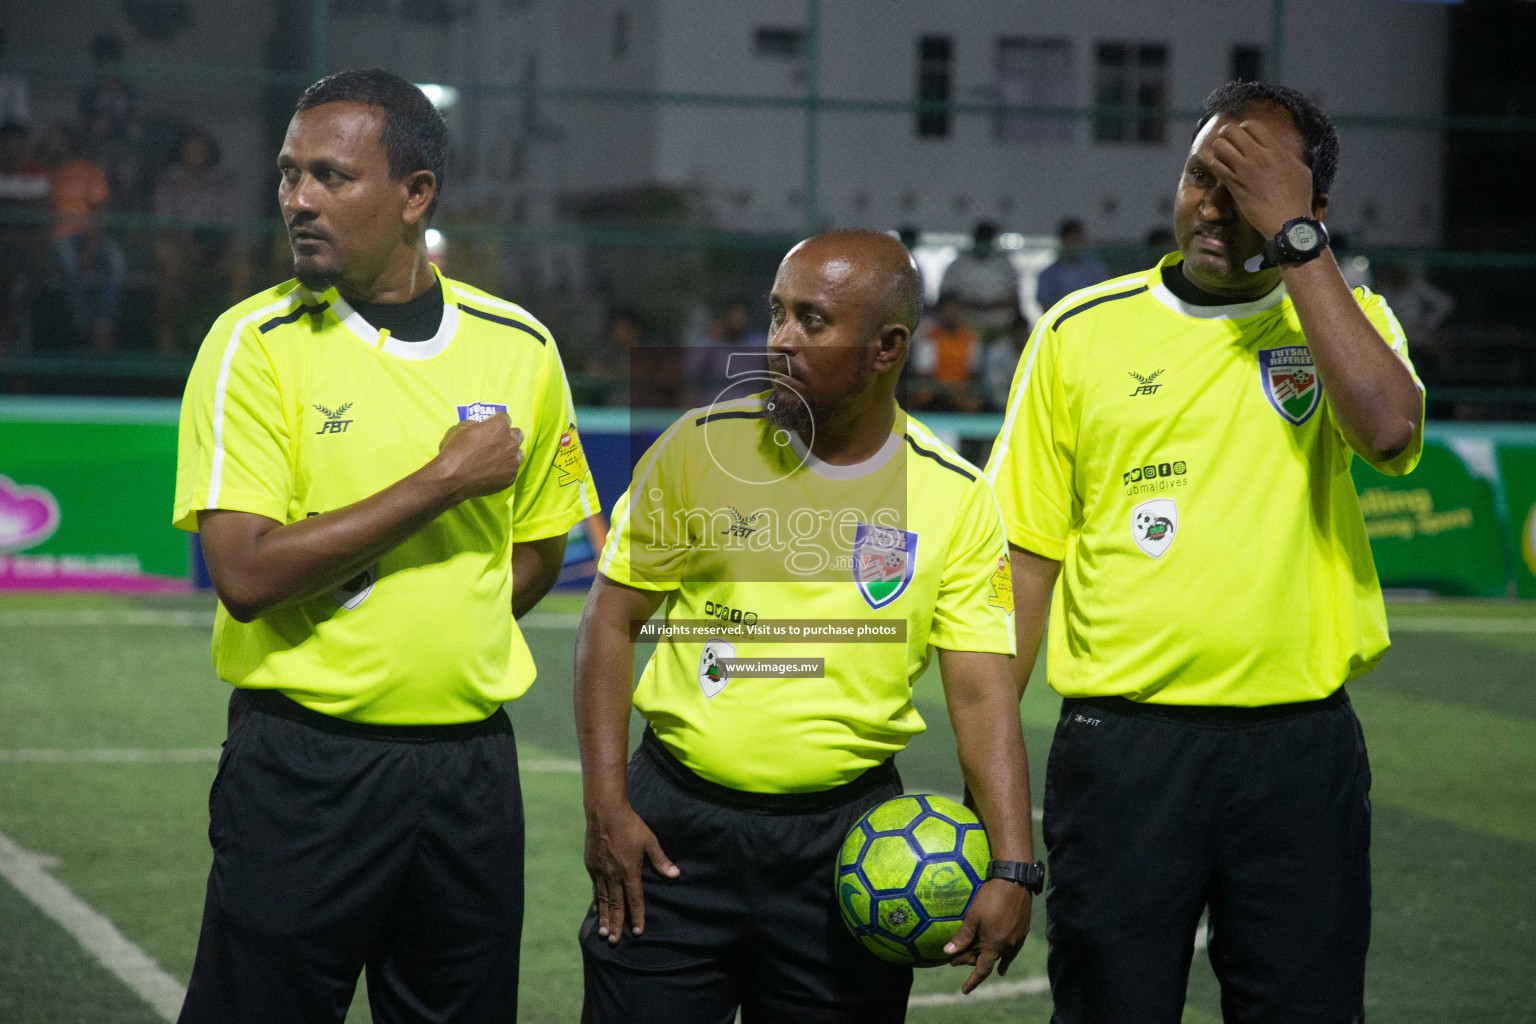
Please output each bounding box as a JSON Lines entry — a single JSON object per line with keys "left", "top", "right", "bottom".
{"left": 987, "top": 253, "right": 1424, "bottom": 707}
{"left": 600, "top": 399, "right": 1015, "bottom": 793}
{"left": 173, "top": 266, "right": 597, "bottom": 724}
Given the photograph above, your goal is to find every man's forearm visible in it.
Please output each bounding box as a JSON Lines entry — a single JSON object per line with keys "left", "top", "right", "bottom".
{"left": 1010, "top": 545, "right": 1061, "bottom": 698}
{"left": 512, "top": 535, "right": 566, "bottom": 619}
{"left": 575, "top": 595, "right": 642, "bottom": 816}
{"left": 1283, "top": 252, "right": 1422, "bottom": 463}
{"left": 202, "top": 462, "right": 459, "bottom": 621}
{"left": 940, "top": 649, "right": 1035, "bottom": 862}
{"left": 953, "top": 702, "right": 1034, "bottom": 862}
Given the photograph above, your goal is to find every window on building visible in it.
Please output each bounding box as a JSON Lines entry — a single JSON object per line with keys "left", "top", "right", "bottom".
{"left": 917, "top": 35, "right": 953, "bottom": 138}
{"left": 996, "top": 37, "right": 1074, "bottom": 144}
{"left": 1094, "top": 42, "right": 1168, "bottom": 144}
{"left": 612, "top": 10, "right": 631, "bottom": 62}
{"left": 1231, "top": 45, "right": 1264, "bottom": 83}
{"left": 754, "top": 27, "right": 805, "bottom": 60}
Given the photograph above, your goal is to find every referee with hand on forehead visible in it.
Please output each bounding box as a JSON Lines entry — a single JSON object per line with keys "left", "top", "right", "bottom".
{"left": 577, "top": 230, "right": 1039, "bottom": 1022}
{"left": 988, "top": 81, "right": 1424, "bottom": 1023}
{"left": 173, "top": 69, "right": 596, "bottom": 1023}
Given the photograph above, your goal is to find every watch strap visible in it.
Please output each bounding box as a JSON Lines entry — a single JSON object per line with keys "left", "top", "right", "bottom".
{"left": 985, "top": 859, "right": 1046, "bottom": 894}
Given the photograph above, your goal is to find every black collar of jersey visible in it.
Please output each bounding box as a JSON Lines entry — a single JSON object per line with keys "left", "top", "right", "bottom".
{"left": 1160, "top": 260, "right": 1258, "bottom": 308}
{"left": 346, "top": 277, "right": 445, "bottom": 342}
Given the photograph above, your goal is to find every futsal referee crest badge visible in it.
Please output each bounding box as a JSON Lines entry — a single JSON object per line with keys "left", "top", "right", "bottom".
{"left": 853, "top": 523, "right": 918, "bottom": 609}
{"left": 456, "top": 401, "right": 508, "bottom": 423}
{"left": 1259, "top": 346, "right": 1321, "bottom": 425}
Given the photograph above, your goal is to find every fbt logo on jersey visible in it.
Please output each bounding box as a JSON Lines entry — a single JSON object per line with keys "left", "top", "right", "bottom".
{"left": 457, "top": 402, "right": 509, "bottom": 423}
{"left": 1131, "top": 498, "right": 1178, "bottom": 558}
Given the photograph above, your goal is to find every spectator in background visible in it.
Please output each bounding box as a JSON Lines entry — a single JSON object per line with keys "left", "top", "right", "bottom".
{"left": 38, "top": 122, "right": 123, "bottom": 351}
{"left": 78, "top": 33, "right": 140, "bottom": 208}
{"left": 0, "top": 120, "right": 49, "bottom": 356}
{"left": 583, "top": 306, "right": 652, "bottom": 406}
{"left": 0, "top": 30, "right": 31, "bottom": 127}
{"left": 683, "top": 295, "right": 768, "bottom": 405}
{"left": 897, "top": 224, "right": 919, "bottom": 250}
{"left": 1144, "top": 225, "right": 1176, "bottom": 261}
{"left": 940, "top": 220, "right": 1021, "bottom": 342}
{"left": 1035, "top": 218, "right": 1110, "bottom": 313}
{"left": 152, "top": 128, "right": 250, "bottom": 353}
{"left": 911, "top": 293, "right": 982, "bottom": 412}
{"left": 983, "top": 314, "right": 1031, "bottom": 412}
{"left": 1375, "top": 262, "right": 1453, "bottom": 383}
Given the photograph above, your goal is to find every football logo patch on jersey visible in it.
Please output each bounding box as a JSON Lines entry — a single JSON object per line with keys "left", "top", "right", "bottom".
{"left": 987, "top": 555, "right": 1014, "bottom": 613}
{"left": 698, "top": 638, "right": 735, "bottom": 698}
{"left": 457, "top": 402, "right": 508, "bottom": 423}
{"left": 853, "top": 523, "right": 918, "bottom": 609}
{"left": 555, "top": 422, "right": 589, "bottom": 487}
{"left": 332, "top": 563, "right": 376, "bottom": 610}
{"left": 1259, "top": 347, "right": 1321, "bottom": 425}
{"left": 1131, "top": 499, "right": 1178, "bottom": 558}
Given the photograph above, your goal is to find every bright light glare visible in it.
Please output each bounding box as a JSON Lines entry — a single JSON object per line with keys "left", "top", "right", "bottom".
{"left": 415, "top": 84, "right": 459, "bottom": 109}
{"left": 998, "top": 232, "right": 1026, "bottom": 250}
{"left": 425, "top": 228, "right": 444, "bottom": 248}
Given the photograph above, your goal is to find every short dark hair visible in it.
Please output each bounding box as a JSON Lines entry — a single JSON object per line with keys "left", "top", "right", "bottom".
{"left": 972, "top": 220, "right": 998, "bottom": 245}
{"left": 1058, "top": 218, "right": 1086, "bottom": 240}
{"left": 296, "top": 68, "right": 448, "bottom": 219}
{"left": 1196, "top": 80, "right": 1339, "bottom": 201}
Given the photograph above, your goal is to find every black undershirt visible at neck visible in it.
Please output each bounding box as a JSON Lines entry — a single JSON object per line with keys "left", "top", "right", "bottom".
{"left": 1161, "top": 261, "right": 1269, "bottom": 307}
{"left": 348, "top": 277, "right": 444, "bottom": 342}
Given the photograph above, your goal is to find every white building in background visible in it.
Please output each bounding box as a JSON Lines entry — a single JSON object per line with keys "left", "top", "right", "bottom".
{"left": 527, "top": 0, "right": 1450, "bottom": 248}
{"left": 9, "top": 0, "right": 1449, "bottom": 255}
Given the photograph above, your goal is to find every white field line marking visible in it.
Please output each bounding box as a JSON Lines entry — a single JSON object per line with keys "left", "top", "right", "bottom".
{"left": 0, "top": 609, "right": 586, "bottom": 630}
{"left": 0, "top": 748, "right": 220, "bottom": 763}
{"left": 0, "top": 830, "right": 184, "bottom": 1021}
{"left": 908, "top": 975, "right": 1050, "bottom": 1006}
{"left": 909, "top": 918, "right": 1208, "bottom": 1007}
{"left": 1388, "top": 617, "right": 1536, "bottom": 634}
{"left": 0, "top": 609, "right": 213, "bottom": 628}
{"left": 0, "top": 748, "right": 584, "bottom": 772}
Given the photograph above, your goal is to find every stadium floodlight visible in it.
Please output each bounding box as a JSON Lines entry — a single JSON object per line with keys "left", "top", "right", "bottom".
{"left": 425, "top": 228, "right": 444, "bottom": 249}
{"left": 998, "top": 232, "right": 1026, "bottom": 250}
{"left": 415, "top": 84, "right": 459, "bottom": 110}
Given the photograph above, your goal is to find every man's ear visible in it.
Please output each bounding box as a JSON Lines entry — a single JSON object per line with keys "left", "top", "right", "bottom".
{"left": 402, "top": 170, "right": 437, "bottom": 226}
{"left": 1312, "top": 192, "right": 1330, "bottom": 222}
{"left": 874, "top": 324, "right": 910, "bottom": 374}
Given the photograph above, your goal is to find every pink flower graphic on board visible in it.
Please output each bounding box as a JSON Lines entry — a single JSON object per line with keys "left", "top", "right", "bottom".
{"left": 0, "top": 475, "right": 61, "bottom": 552}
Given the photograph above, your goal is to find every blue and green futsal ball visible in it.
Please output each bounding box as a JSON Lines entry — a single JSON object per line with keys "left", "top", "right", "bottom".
{"left": 836, "top": 793, "right": 991, "bottom": 966}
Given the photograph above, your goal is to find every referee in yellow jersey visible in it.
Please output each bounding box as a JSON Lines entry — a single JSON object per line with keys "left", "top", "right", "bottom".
{"left": 172, "top": 70, "right": 596, "bottom": 1023}
{"left": 988, "top": 81, "right": 1424, "bottom": 1024}
{"left": 576, "top": 231, "right": 1039, "bottom": 1022}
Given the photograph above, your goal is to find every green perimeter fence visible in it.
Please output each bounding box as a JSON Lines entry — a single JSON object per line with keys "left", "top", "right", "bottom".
{"left": 2, "top": 0, "right": 1534, "bottom": 412}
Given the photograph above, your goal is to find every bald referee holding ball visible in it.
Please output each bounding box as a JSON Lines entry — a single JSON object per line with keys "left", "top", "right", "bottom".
{"left": 577, "top": 230, "right": 1039, "bottom": 1022}
{"left": 988, "top": 81, "right": 1423, "bottom": 1023}
{"left": 172, "top": 69, "right": 596, "bottom": 1023}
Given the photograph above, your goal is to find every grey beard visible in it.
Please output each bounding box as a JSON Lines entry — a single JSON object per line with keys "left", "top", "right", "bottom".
{"left": 764, "top": 382, "right": 815, "bottom": 437}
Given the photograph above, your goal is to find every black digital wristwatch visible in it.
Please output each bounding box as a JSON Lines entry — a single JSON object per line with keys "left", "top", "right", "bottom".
{"left": 985, "top": 859, "right": 1046, "bottom": 895}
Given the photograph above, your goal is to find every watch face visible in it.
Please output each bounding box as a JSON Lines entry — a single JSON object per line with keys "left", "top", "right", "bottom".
{"left": 1287, "top": 222, "right": 1319, "bottom": 250}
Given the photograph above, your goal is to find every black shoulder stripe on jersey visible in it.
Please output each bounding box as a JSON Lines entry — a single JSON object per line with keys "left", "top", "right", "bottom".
{"left": 459, "top": 303, "right": 548, "bottom": 344}
{"left": 1051, "top": 285, "right": 1149, "bottom": 332}
{"left": 259, "top": 302, "right": 329, "bottom": 333}
{"left": 904, "top": 433, "right": 976, "bottom": 482}
{"left": 694, "top": 409, "right": 765, "bottom": 426}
